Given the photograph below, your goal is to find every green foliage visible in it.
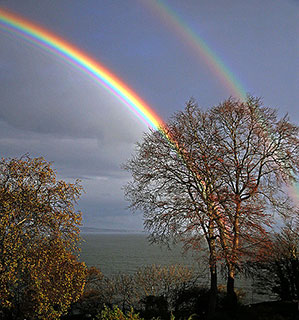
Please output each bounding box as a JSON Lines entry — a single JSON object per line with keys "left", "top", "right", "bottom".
{"left": 96, "top": 308, "right": 199, "bottom": 320}
{"left": 97, "top": 305, "right": 144, "bottom": 320}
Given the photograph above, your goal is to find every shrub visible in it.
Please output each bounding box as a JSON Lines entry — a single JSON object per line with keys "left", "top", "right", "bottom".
{"left": 96, "top": 305, "right": 143, "bottom": 320}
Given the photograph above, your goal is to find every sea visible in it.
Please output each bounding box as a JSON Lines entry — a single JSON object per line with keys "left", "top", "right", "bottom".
{"left": 79, "top": 233, "right": 274, "bottom": 304}
{"left": 79, "top": 233, "right": 199, "bottom": 276}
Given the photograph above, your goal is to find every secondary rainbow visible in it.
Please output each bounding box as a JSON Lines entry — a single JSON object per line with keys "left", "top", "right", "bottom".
{"left": 1, "top": 8, "right": 297, "bottom": 204}
{"left": 0, "top": 8, "right": 164, "bottom": 130}
{"left": 144, "top": 0, "right": 247, "bottom": 101}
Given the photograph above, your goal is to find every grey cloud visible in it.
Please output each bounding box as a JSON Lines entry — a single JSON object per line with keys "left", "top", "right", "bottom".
{"left": 0, "top": 130, "right": 137, "bottom": 178}
{"left": 0, "top": 34, "right": 145, "bottom": 143}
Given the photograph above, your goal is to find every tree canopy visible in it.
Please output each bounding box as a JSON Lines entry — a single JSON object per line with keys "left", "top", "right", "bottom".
{"left": 0, "top": 156, "right": 86, "bottom": 319}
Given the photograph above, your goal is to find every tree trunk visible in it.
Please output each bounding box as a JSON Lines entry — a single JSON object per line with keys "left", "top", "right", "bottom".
{"left": 205, "top": 216, "right": 218, "bottom": 318}
{"left": 208, "top": 263, "right": 218, "bottom": 318}
{"left": 227, "top": 269, "right": 237, "bottom": 305}
{"left": 207, "top": 219, "right": 218, "bottom": 318}
{"left": 226, "top": 198, "right": 240, "bottom": 305}
{"left": 290, "top": 257, "right": 299, "bottom": 300}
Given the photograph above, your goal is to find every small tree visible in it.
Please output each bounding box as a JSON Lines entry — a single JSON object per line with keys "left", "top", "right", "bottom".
{"left": 98, "top": 305, "right": 143, "bottom": 320}
{"left": 247, "top": 218, "right": 299, "bottom": 301}
{"left": 0, "top": 156, "right": 86, "bottom": 319}
{"left": 71, "top": 266, "right": 105, "bottom": 317}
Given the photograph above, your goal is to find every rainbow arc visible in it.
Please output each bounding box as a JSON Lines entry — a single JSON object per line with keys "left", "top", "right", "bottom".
{"left": 144, "top": 0, "right": 247, "bottom": 101}
{"left": 0, "top": 8, "right": 164, "bottom": 130}
{"left": 0, "top": 7, "right": 297, "bottom": 203}
{"left": 0, "top": 7, "right": 247, "bottom": 131}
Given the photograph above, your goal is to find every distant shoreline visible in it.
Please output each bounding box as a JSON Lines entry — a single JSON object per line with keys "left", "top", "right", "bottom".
{"left": 80, "top": 227, "right": 145, "bottom": 234}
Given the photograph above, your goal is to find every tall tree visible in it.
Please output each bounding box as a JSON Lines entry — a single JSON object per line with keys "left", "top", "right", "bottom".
{"left": 124, "top": 96, "right": 299, "bottom": 311}
{"left": 0, "top": 156, "right": 86, "bottom": 320}
{"left": 124, "top": 102, "right": 226, "bottom": 315}
{"left": 210, "top": 97, "right": 299, "bottom": 300}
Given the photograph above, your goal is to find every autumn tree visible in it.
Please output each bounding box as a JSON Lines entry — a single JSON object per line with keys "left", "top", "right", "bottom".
{"left": 123, "top": 102, "right": 227, "bottom": 316}
{"left": 124, "top": 96, "right": 299, "bottom": 312}
{"left": 210, "top": 97, "right": 299, "bottom": 300}
{"left": 0, "top": 156, "right": 86, "bottom": 319}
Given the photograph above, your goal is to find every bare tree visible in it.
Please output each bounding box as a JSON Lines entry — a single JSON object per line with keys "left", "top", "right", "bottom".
{"left": 124, "top": 101, "right": 229, "bottom": 315}
{"left": 134, "top": 264, "right": 198, "bottom": 305}
{"left": 123, "top": 96, "right": 299, "bottom": 312}
{"left": 210, "top": 97, "right": 299, "bottom": 300}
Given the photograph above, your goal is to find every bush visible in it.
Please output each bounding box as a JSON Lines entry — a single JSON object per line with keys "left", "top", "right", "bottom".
{"left": 140, "top": 295, "right": 169, "bottom": 319}
{"left": 74, "top": 264, "right": 200, "bottom": 316}
{"left": 96, "top": 305, "right": 143, "bottom": 320}
{"left": 173, "top": 286, "right": 209, "bottom": 319}
{"left": 246, "top": 222, "right": 299, "bottom": 302}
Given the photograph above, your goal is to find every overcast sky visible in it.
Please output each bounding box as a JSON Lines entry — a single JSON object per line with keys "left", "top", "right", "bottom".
{"left": 0, "top": 0, "right": 298, "bottom": 231}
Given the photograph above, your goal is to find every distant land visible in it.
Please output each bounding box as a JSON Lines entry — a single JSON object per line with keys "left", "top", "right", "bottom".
{"left": 80, "top": 226, "right": 145, "bottom": 234}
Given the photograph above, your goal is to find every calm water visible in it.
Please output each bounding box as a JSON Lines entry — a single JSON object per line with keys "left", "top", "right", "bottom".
{"left": 79, "top": 233, "right": 275, "bottom": 304}
{"left": 79, "top": 233, "right": 200, "bottom": 276}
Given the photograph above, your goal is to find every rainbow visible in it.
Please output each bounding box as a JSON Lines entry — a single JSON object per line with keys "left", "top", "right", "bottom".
{"left": 0, "top": 8, "right": 164, "bottom": 130}
{"left": 144, "top": 0, "right": 247, "bottom": 101}
{"left": 0, "top": 8, "right": 297, "bottom": 204}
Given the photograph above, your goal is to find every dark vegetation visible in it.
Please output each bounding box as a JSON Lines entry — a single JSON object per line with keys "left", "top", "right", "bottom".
{"left": 1, "top": 97, "right": 298, "bottom": 319}
{"left": 62, "top": 261, "right": 299, "bottom": 320}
